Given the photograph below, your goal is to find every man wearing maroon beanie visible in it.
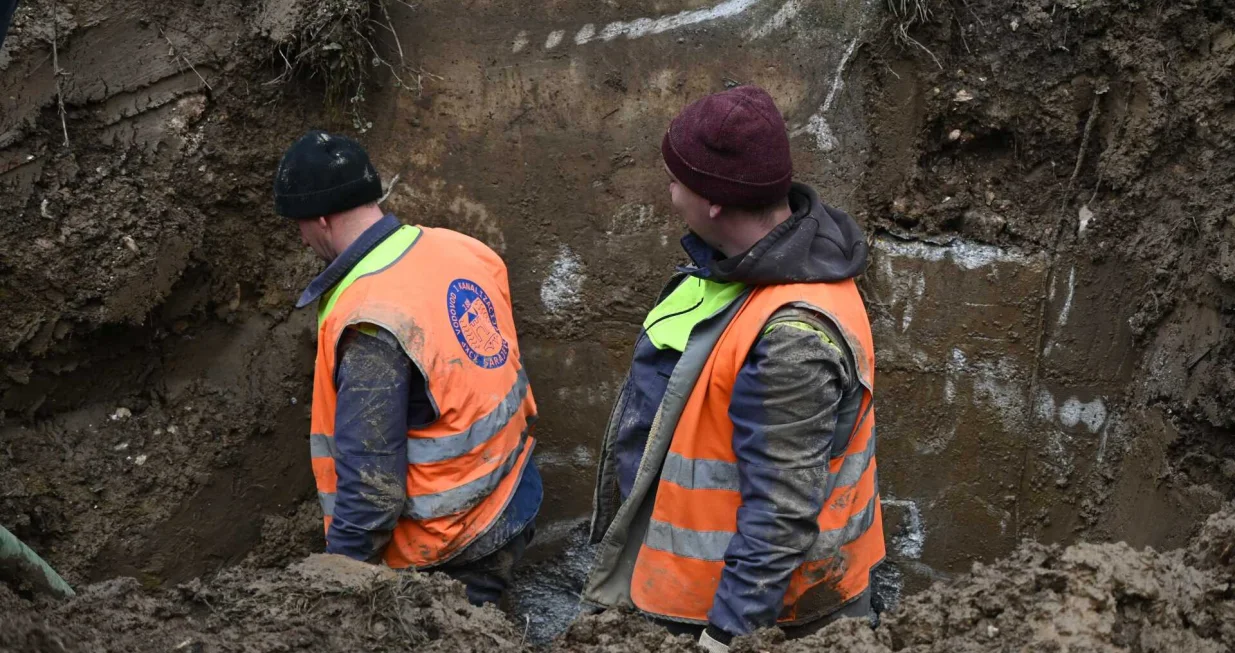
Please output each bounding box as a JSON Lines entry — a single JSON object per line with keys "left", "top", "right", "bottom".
{"left": 585, "top": 86, "right": 885, "bottom": 650}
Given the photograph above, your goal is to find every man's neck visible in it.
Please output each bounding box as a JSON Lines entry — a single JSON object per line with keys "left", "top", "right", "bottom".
{"left": 716, "top": 203, "right": 793, "bottom": 258}
{"left": 330, "top": 206, "right": 385, "bottom": 255}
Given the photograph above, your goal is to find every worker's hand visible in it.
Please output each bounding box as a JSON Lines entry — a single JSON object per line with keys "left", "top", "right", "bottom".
{"left": 698, "top": 628, "right": 731, "bottom": 653}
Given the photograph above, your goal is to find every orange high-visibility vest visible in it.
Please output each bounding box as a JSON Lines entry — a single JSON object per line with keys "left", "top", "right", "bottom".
{"left": 310, "top": 225, "right": 536, "bottom": 568}
{"left": 629, "top": 279, "right": 883, "bottom": 623}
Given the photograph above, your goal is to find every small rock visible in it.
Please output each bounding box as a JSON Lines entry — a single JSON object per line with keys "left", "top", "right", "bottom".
{"left": 175, "top": 638, "right": 203, "bottom": 653}
{"left": 987, "top": 624, "right": 1000, "bottom": 637}
{"left": 954, "top": 89, "right": 975, "bottom": 102}
{"left": 110, "top": 407, "right": 132, "bottom": 421}
{"left": 1078, "top": 205, "right": 1095, "bottom": 237}
{"left": 114, "top": 442, "right": 130, "bottom": 452}
{"left": 290, "top": 397, "right": 298, "bottom": 405}
{"left": 949, "top": 129, "right": 962, "bottom": 141}
{"left": 985, "top": 190, "right": 996, "bottom": 204}
{"left": 135, "top": 454, "right": 149, "bottom": 466}
{"left": 167, "top": 426, "right": 179, "bottom": 435}
{"left": 4, "top": 363, "right": 32, "bottom": 385}
{"left": 1011, "top": 19, "right": 1019, "bottom": 31}
{"left": 122, "top": 235, "right": 138, "bottom": 253}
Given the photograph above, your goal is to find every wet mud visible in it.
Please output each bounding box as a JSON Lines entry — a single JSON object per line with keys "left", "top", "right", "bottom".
{"left": 5, "top": 503, "right": 1232, "bottom": 652}
{"left": 2, "top": 554, "right": 524, "bottom": 653}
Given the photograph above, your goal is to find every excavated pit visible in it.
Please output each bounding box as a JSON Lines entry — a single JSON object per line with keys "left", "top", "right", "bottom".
{"left": 1, "top": 0, "right": 1233, "bottom": 650}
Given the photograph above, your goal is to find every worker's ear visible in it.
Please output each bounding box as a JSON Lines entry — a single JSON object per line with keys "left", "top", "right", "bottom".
{"left": 708, "top": 204, "right": 724, "bottom": 220}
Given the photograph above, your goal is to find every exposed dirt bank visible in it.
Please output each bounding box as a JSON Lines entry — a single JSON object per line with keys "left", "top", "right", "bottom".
{"left": 858, "top": 0, "right": 1235, "bottom": 589}
{"left": 0, "top": 0, "right": 332, "bottom": 586}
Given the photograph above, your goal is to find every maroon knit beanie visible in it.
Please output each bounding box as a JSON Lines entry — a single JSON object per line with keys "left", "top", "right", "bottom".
{"left": 661, "top": 85, "right": 793, "bottom": 208}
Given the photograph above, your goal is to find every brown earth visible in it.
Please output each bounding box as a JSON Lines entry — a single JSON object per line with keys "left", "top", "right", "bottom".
{"left": 0, "top": 0, "right": 330, "bottom": 587}
{"left": 858, "top": 0, "right": 1235, "bottom": 588}
{"left": 4, "top": 503, "right": 1232, "bottom": 652}
{"left": 0, "top": 0, "right": 1233, "bottom": 650}
{"left": 0, "top": 554, "right": 525, "bottom": 653}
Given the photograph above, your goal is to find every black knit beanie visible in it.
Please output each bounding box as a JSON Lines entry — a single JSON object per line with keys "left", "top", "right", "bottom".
{"left": 274, "top": 130, "right": 383, "bottom": 220}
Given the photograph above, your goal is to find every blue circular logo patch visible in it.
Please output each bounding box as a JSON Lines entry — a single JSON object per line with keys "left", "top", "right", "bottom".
{"left": 447, "top": 279, "right": 510, "bottom": 369}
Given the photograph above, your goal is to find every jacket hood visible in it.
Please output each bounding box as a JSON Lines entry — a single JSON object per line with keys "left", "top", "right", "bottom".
{"left": 691, "top": 182, "right": 869, "bottom": 285}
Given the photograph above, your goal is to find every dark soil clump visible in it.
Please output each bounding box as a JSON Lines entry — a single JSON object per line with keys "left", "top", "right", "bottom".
{"left": 0, "top": 554, "right": 522, "bottom": 653}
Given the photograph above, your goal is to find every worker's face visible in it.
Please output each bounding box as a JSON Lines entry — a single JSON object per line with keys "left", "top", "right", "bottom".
{"left": 665, "top": 164, "right": 723, "bottom": 247}
{"left": 298, "top": 217, "right": 336, "bottom": 262}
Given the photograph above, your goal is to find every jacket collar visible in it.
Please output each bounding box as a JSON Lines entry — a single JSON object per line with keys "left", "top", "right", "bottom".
{"left": 295, "top": 214, "right": 402, "bottom": 309}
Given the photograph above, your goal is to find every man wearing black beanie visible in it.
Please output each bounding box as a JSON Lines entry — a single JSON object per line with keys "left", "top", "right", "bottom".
{"left": 276, "top": 131, "right": 542, "bottom": 607}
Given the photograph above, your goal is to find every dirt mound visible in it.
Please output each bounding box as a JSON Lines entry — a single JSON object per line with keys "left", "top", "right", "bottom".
{"left": 550, "top": 610, "right": 698, "bottom": 653}
{"left": 553, "top": 504, "right": 1235, "bottom": 653}
{"left": 3, "top": 508, "right": 1233, "bottom": 653}
{"left": 0, "top": 554, "right": 522, "bottom": 653}
{"left": 736, "top": 503, "right": 1235, "bottom": 653}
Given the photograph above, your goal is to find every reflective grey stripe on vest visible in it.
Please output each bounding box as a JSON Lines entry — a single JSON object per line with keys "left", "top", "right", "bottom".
{"left": 804, "top": 492, "right": 879, "bottom": 561}
{"left": 661, "top": 453, "right": 739, "bottom": 490}
{"left": 660, "top": 426, "right": 877, "bottom": 495}
{"left": 310, "top": 433, "right": 338, "bottom": 459}
{"left": 407, "top": 368, "right": 530, "bottom": 465}
{"left": 584, "top": 288, "right": 751, "bottom": 611}
{"left": 644, "top": 492, "right": 879, "bottom": 562}
{"left": 823, "top": 425, "right": 877, "bottom": 498}
{"left": 312, "top": 374, "right": 528, "bottom": 467}
{"left": 403, "top": 429, "right": 530, "bottom": 520}
{"left": 319, "top": 491, "right": 337, "bottom": 517}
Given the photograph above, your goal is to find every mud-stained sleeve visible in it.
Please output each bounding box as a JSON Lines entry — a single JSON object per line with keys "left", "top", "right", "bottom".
{"left": 707, "top": 315, "right": 850, "bottom": 637}
{"left": 328, "top": 325, "right": 411, "bottom": 564}
{"left": 0, "top": 1, "right": 17, "bottom": 54}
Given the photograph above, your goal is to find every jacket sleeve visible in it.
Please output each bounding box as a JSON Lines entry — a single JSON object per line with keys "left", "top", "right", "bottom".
{"left": 706, "top": 311, "right": 852, "bottom": 638}
{"left": 327, "top": 325, "right": 411, "bottom": 563}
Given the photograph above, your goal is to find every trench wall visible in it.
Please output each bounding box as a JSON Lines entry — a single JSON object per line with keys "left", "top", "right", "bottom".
{"left": 0, "top": 0, "right": 1230, "bottom": 592}
{"left": 363, "top": 0, "right": 878, "bottom": 547}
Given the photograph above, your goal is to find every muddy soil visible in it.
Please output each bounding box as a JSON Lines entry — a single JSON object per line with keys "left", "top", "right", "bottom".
{"left": 1, "top": 554, "right": 524, "bottom": 653}
{"left": 0, "top": 0, "right": 329, "bottom": 586}
{"left": 558, "top": 503, "right": 1235, "bottom": 653}
{"left": 5, "top": 503, "right": 1232, "bottom": 652}
{"left": 857, "top": 0, "right": 1235, "bottom": 584}
{"left": 0, "top": 0, "right": 1232, "bottom": 649}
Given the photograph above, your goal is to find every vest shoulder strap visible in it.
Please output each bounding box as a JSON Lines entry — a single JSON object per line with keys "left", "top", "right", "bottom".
{"left": 317, "top": 225, "right": 423, "bottom": 327}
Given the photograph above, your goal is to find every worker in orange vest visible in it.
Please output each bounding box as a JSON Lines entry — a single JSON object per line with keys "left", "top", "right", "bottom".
{"left": 275, "top": 131, "right": 541, "bottom": 606}
{"left": 584, "top": 86, "right": 885, "bottom": 650}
